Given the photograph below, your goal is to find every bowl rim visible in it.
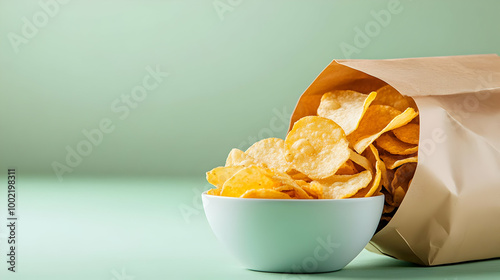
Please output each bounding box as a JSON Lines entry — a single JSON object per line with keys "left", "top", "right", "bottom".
{"left": 202, "top": 190, "right": 384, "bottom": 202}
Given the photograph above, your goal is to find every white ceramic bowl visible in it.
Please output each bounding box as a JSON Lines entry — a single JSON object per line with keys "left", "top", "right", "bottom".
{"left": 202, "top": 192, "right": 384, "bottom": 273}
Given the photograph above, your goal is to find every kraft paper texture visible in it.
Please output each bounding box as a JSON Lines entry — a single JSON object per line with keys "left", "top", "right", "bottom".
{"left": 289, "top": 54, "right": 500, "bottom": 266}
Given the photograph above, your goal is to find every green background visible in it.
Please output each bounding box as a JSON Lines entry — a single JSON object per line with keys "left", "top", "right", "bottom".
{"left": 1, "top": 0, "right": 499, "bottom": 179}
{"left": 1, "top": 0, "right": 500, "bottom": 279}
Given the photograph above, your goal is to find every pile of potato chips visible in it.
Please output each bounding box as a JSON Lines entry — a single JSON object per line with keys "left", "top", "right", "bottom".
{"left": 207, "top": 85, "right": 419, "bottom": 227}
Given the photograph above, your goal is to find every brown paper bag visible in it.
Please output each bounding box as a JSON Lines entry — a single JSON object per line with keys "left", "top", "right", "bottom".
{"left": 289, "top": 54, "right": 500, "bottom": 266}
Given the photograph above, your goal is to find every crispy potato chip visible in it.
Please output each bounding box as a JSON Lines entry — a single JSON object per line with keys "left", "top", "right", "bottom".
{"left": 220, "top": 166, "right": 280, "bottom": 197}
{"left": 392, "top": 123, "right": 420, "bottom": 145}
{"left": 380, "top": 152, "right": 418, "bottom": 169}
{"left": 383, "top": 168, "right": 395, "bottom": 194}
{"left": 376, "top": 132, "right": 418, "bottom": 155}
{"left": 207, "top": 188, "right": 221, "bottom": 196}
{"left": 282, "top": 190, "right": 296, "bottom": 198}
{"left": 225, "top": 148, "right": 259, "bottom": 167}
{"left": 272, "top": 184, "right": 295, "bottom": 192}
{"left": 406, "top": 96, "right": 419, "bottom": 112}
{"left": 240, "top": 189, "right": 292, "bottom": 199}
{"left": 291, "top": 185, "right": 313, "bottom": 199}
{"left": 312, "top": 170, "right": 372, "bottom": 199}
{"left": 383, "top": 204, "right": 396, "bottom": 214}
{"left": 382, "top": 188, "right": 394, "bottom": 205}
{"left": 206, "top": 166, "right": 244, "bottom": 188}
{"left": 348, "top": 105, "right": 418, "bottom": 154}
{"left": 287, "top": 169, "right": 311, "bottom": 182}
{"left": 269, "top": 171, "right": 313, "bottom": 199}
{"left": 246, "top": 138, "right": 291, "bottom": 173}
{"left": 285, "top": 116, "right": 350, "bottom": 180}
{"left": 392, "top": 163, "right": 417, "bottom": 193}
{"left": 391, "top": 186, "right": 406, "bottom": 206}
{"left": 372, "top": 85, "right": 410, "bottom": 112}
{"left": 317, "top": 90, "right": 377, "bottom": 135}
{"left": 354, "top": 145, "right": 384, "bottom": 197}
{"left": 336, "top": 160, "right": 358, "bottom": 175}
{"left": 365, "top": 145, "right": 385, "bottom": 195}
{"left": 296, "top": 180, "right": 323, "bottom": 199}
{"left": 348, "top": 149, "right": 373, "bottom": 173}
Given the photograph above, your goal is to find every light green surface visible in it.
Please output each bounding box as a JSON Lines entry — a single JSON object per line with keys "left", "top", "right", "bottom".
{"left": 0, "top": 177, "right": 499, "bottom": 280}
{"left": 1, "top": 0, "right": 500, "bottom": 179}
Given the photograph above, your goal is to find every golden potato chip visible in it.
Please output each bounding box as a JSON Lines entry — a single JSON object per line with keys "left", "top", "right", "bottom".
{"left": 372, "top": 85, "right": 410, "bottom": 112}
{"left": 220, "top": 166, "right": 279, "bottom": 197}
{"left": 380, "top": 152, "right": 418, "bottom": 169}
{"left": 245, "top": 138, "right": 291, "bottom": 173}
{"left": 291, "top": 185, "right": 313, "bottom": 199}
{"left": 272, "top": 184, "right": 295, "bottom": 192}
{"left": 270, "top": 171, "right": 313, "bottom": 199}
{"left": 348, "top": 149, "right": 373, "bottom": 173}
{"left": 296, "top": 180, "right": 323, "bottom": 199}
{"left": 356, "top": 145, "right": 384, "bottom": 197}
{"left": 287, "top": 169, "right": 311, "bottom": 182}
{"left": 285, "top": 116, "right": 350, "bottom": 180}
{"left": 207, "top": 188, "right": 221, "bottom": 196}
{"left": 240, "top": 189, "right": 292, "bottom": 199}
{"left": 406, "top": 96, "right": 419, "bottom": 112}
{"left": 336, "top": 160, "right": 358, "bottom": 175}
{"left": 206, "top": 166, "right": 244, "bottom": 188}
{"left": 392, "top": 162, "right": 417, "bottom": 193}
{"left": 391, "top": 186, "right": 406, "bottom": 206}
{"left": 225, "top": 148, "right": 259, "bottom": 167}
{"left": 317, "top": 90, "right": 377, "bottom": 135}
{"left": 392, "top": 123, "right": 420, "bottom": 145}
{"left": 348, "top": 105, "right": 418, "bottom": 154}
{"left": 312, "top": 170, "right": 372, "bottom": 199}
{"left": 383, "top": 168, "right": 395, "bottom": 194}
{"left": 376, "top": 132, "right": 418, "bottom": 155}
{"left": 282, "top": 190, "right": 296, "bottom": 198}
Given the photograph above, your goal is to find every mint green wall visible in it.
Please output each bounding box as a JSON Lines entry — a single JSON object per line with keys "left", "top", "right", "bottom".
{"left": 1, "top": 0, "right": 499, "bottom": 179}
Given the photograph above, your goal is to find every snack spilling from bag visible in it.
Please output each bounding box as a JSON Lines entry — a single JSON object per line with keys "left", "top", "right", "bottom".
{"left": 207, "top": 85, "right": 419, "bottom": 228}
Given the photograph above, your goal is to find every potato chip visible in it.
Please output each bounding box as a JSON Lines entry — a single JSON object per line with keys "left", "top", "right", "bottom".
{"left": 220, "top": 166, "right": 280, "bottom": 197}
{"left": 246, "top": 138, "right": 291, "bottom": 173}
{"left": 206, "top": 166, "right": 244, "bottom": 188}
{"left": 392, "top": 123, "right": 419, "bottom": 145}
{"left": 391, "top": 186, "right": 406, "bottom": 206}
{"left": 312, "top": 170, "right": 372, "bottom": 199}
{"left": 376, "top": 132, "right": 418, "bottom": 155}
{"left": 383, "top": 204, "right": 395, "bottom": 214}
{"left": 240, "top": 189, "right": 292, "bottom": 199}
{"left": 282, "top": 190, "right": 296, "bottom": 198}
{"left": 225, "top": 148, "right": 259, "bottom": 167}
{"left": 287, "top": 169, "right": 311, "bottom": 182}
{"left": 348, "top": 105, "right": 418, "bottom": 154}
{"left": 380, "top": 152, "right": 418, "bottom": 169}
{"left": 291, "top": 185, "right": 313, "bottom": 199}
{"left": 372, "top": 85, "right": 410, "bottom": 112}
{"left": 336, "top": 160, "right": 358, "bottom": 175}
{"left": 383, "top": 168, "right": 395, "bottom": 194}
{"left": 317, "top": 90, "right": 377, "bottom": 135}
{"left": 406, "top": 96, "right": 419, "bottom": 112}
{"left": 348, "top": 149, "right": 373, "bottom": 173}
{"left": 207, "top": 188, "right": 221, "bottom": 196}
{"left": 391, "top": 163, "right": 417, "bottom": 193}
{"left": 271, "top": 171, "right": 314, "bottom": 199}
{"left": 353, "top": 145, "right": 384, "bottom": 197}
{"left": 296, "top": 180, "right": 323, "bottom": 199}
{"left": 285, "top": 116, "right": 350, "bottom": 180}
